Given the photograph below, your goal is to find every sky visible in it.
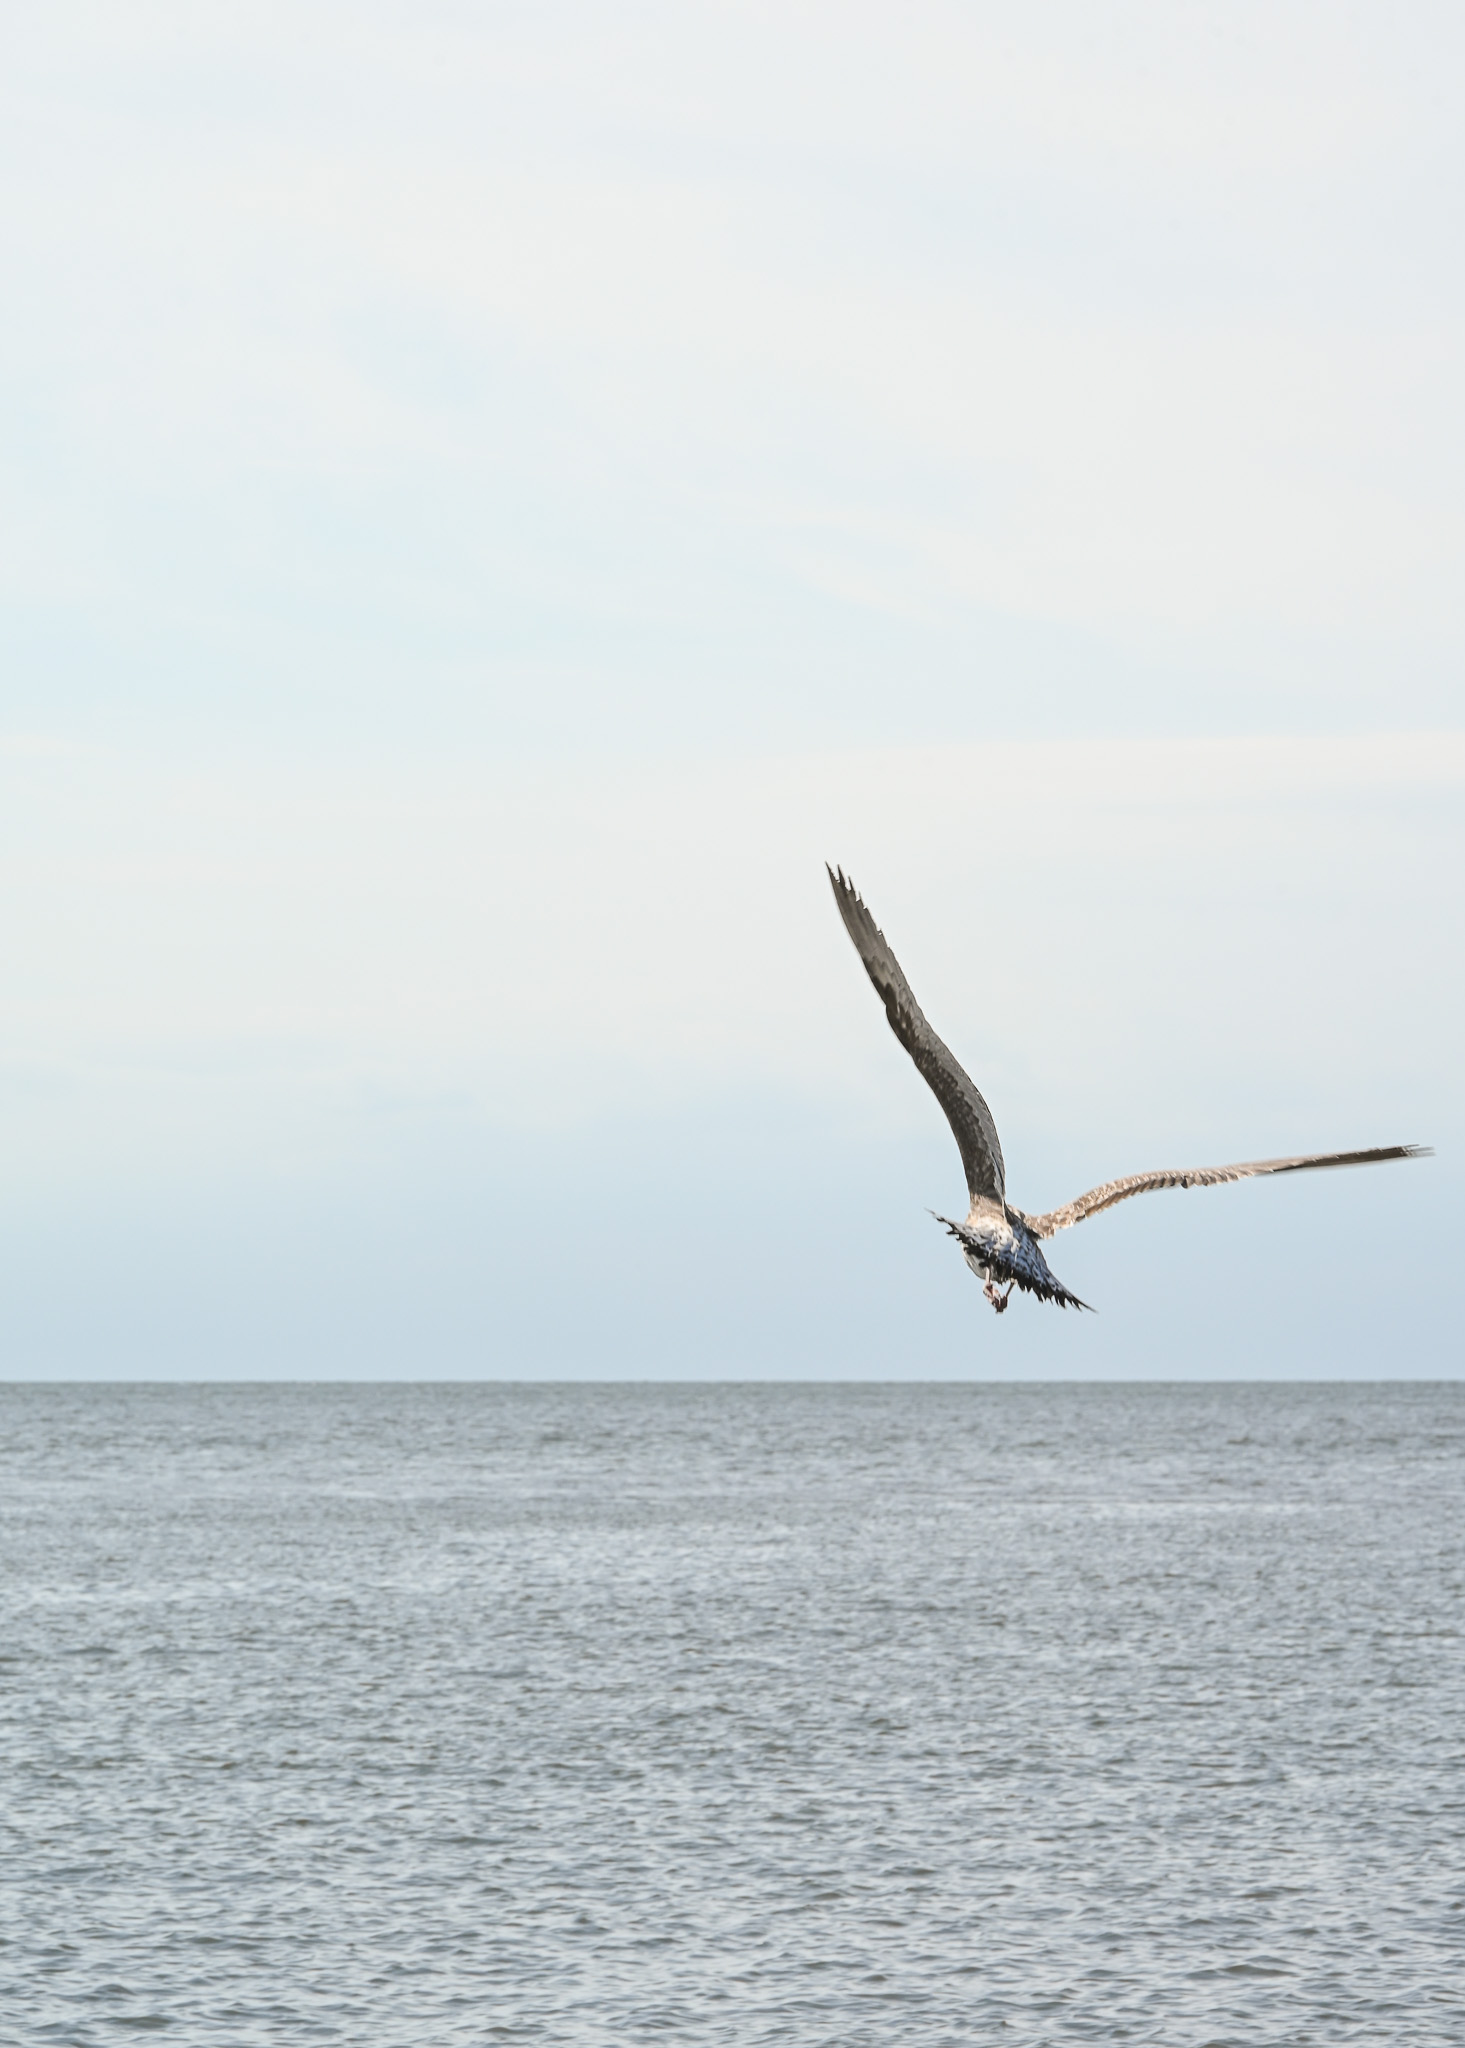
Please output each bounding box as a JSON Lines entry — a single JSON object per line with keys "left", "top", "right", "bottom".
{"left": 1, "top": 0, "right": 1460, "bottom": 1378}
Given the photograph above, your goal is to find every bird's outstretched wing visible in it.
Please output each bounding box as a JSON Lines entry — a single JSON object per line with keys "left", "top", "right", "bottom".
{"left": 827, "top": 865, "right": 1005, "bottom": 1201}
{"left": 1023, "top": 1145, "right": 1431, "bottom": 1239}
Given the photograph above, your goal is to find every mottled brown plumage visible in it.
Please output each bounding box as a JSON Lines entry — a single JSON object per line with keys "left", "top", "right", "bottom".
{"left": 1019, "top": 1148, "right": 1426, "bottom": 1240}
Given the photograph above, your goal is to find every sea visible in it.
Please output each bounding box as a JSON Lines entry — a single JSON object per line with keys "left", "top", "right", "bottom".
{"left": 1, "top": 1381, "right": 1461, "bottom": 2045}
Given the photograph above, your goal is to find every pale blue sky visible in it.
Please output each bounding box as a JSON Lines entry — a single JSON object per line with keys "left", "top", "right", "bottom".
{"left": 1, "top": 2, "right": 1460, "bottom": 1376}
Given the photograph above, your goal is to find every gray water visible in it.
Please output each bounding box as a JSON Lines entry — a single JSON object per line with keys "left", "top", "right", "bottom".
{"left": 1, "top": 1383, "right": 1461, "bottom": 2046}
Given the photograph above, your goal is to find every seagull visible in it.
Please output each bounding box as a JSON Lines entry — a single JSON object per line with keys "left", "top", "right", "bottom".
{"left": 828, "top": 866, "right": 1429, "bottom": 1313}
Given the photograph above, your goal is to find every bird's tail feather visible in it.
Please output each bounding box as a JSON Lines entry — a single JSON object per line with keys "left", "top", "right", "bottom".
{"left": 932, "top": 1212, "right": 1093, "bottom": 1311}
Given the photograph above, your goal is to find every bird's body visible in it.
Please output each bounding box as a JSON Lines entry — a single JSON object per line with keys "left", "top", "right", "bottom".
{"left": 826, "top": 865, "right": 1428, "bottom": 1313}
{"left": 936, "top": 1200, "right": 1078, "bottom": 1313}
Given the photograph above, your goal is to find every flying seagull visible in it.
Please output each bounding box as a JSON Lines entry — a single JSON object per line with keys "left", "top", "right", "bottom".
{"left": 828, "top": 866, "right": 1428, "bottom": 1313}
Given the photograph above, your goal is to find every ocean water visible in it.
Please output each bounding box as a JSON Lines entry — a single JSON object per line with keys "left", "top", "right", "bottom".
{"left": 1, "top": 1382, "right": 1461, "bottom": 2046}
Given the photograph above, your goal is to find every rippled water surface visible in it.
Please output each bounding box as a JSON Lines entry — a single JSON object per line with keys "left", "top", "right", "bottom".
{"left": 2, "top": 1382, "right": 1462, "bottom": 2045}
